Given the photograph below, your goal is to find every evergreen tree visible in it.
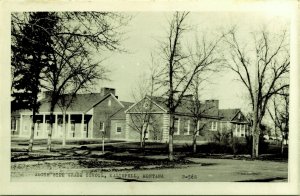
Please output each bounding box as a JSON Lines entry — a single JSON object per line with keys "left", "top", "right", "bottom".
{"left": 11, "top": 12, "right": 58, "bottom": 151}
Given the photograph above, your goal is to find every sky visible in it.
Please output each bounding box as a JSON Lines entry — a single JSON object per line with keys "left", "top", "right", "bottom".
{"left": 96, "top": 11, "right": 290, "bottom": 113}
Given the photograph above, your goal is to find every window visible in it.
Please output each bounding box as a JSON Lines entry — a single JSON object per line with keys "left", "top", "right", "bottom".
{"left": 220, "top": 122, "right": 223, "bottom": 132}
{"left": 241, "top": 124, "right": 245, "bottom": 137}
{"left": 211, "top": 121, "right": 217, "bottom": 131}
{"left": 70, "top": 120, "right": 75, "bottom": 138}
{"left": 116, "top": 123, "right": 122, "bottom": 133}
{"left": 99, "top": 122, "right": 105, "bottom": 132}
{"left": 143, "top": 100, "right": 150, "bottom": 109}
{"left": 108, "top": 99, "right": 111, "bottom": 106}
{"left": 11, "top": 119, "right": 16, "bottom": 131}
{"left": 183, "top": 120, "right": 190, "bottom": 135}
{"left": 174, "top": 118, "right": 180, "bottom": 135}
{"left": 36, "top": 120, "right": 41, "bottom": 136}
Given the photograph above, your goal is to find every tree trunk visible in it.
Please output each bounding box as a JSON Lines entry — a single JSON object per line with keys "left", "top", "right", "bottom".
{"left": 28, "top": 109, "right": 36, "bottom": 152}
{"left": 193, "top": 134, "right": 197, "bottom": 153}
{"left": 62, "top": 111, "right": 66, "bottom": 146}
{"left": 168, "top": 114, "right": 175, "bottom": 161}
{"left": 281, "top": 137, "right": 284, "bottom": 155}
{"left": 193, "top": 121, "right": 200, "bottom": 153}
{"left": 251, "top": 106, "right": 259, "bottom": 158}
{"left": 47, "top": 111, "right": 54, "bottom": 152}
{"left": 140, "top": 131, "right": 143, "bottom": 149}
{"left": 168, "top": 133, "right": 174, "bottom": 161}
{"left": 252, "top": 125, "right": 259, "bottom": 158}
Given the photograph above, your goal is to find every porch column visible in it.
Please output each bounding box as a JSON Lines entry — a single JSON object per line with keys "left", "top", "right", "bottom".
{"left": 235, "top": 124, "right": 237, "bottom": 137}
{"left": 20, "top": 114, "right": 23, "bottom": 136}
{"left": 91, "top": 115, "right": 94, "bottom": 139}
{"left": 68, "top": 113, "right": 71, "bottom": 139}
{"left": 42, "top": 114, "right": 46, "bottom": 137}
{"left": 125, "top": 114, "right": 130, "bottom": 140}
{"left": 162, "top": 113, "right": 170, "bottom": 142}
{"left": 55, "top": 114, "right": 58, "bottom": 138}
{"left": 81, "top": 113, "right": 84, "bottom": 138}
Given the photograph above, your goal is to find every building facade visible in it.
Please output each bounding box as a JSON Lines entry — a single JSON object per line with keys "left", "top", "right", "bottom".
{"left": 125, "top": 96, "right": 251, "bottom": 143}
{"left": 11, "top": 90, "right": 250, "bottom": 143}
{"left": 11, "top": 88, "right": 133, "bottom": 140}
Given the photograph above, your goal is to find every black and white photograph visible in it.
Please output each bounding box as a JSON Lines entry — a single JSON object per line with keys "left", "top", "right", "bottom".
{"left": 0, "top": 0, "right": 299, "bottom": 195}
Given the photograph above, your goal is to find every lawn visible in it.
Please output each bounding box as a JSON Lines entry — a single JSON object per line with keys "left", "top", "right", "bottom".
{"left": 11, "top": 139, "right": 288, "bottom": 182}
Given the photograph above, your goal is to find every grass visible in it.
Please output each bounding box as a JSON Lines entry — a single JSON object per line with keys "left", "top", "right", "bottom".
{"left": 11, "top": 138, "right": 288, "bottom": 164}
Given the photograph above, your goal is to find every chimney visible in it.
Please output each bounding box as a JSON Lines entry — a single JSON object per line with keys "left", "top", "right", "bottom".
{"left": 100, "top": 87, "right": 116, "bottom": 96}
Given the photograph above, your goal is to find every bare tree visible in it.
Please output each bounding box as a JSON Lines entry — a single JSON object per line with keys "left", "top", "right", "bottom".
{"left": 268, "top": 86, "right": 289, "bottom": 154}
{"left": 12, "top": 12, "right": 130, "bottom": 151}
{"left": 129, "top": 58, "right": 160, "bottom": 149}
{"left": 155, "top": 12, "right": 224, "bottom": 161}
{"left": 42, "top": 32, "right": 108, "bottom": 151}
{"left": 224, "top": 27, "right": 290, "bottom": 158}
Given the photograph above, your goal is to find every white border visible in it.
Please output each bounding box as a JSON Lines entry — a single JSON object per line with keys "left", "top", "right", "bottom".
{"left": 0, "top": 0, "right": 299, "bottom": 195}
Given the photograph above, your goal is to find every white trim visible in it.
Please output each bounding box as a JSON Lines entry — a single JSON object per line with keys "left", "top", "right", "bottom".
{"left": 68, "top": 114, "right": 71, "bottom": 138}
{"left": 110, "top": 93, "right": 125, "bottom": 107}
{"left": 20, "top": 114, "right": 23, "bottom": 136}
{"left": 183, "top": 120, "right": 190, "bottom": 135}
{"left": 125, "top": 96, "right": 167, "bottom": 113}
{"left": 99, "top": 122, "right": 105, "bottom": 132}
{"left": 126, "top": 111, "right": 165, "bottom": 114}
{"left": 174, "top": 118, "right": 180, "bottom": 135}
{"left": 69, "top": 120, "right": 75, "bottom": 138}
{"left": 42, "top": 114, "right": 46, "bottom": 137}
{"left": 81, "top": 113, "right": 85, "bottom": 138}
{"left": 210, "top": 121, "right": 217, "bottom": 131}
{"left": 19, "top": 111, "right": 91, "bottom": 115}
{"left": 91, "top": 115, "right": 94, "bottom": 139}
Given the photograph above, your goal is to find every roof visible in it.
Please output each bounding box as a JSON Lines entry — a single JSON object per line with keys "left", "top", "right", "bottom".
{"left": 110, "top": 101, "right": 134, "bottom": 120}
{"left": 17, "top": 92, "right": 130, "bottom": 114}
{"left": 219, "top": 109, "right": 241, "bottom": 121}
{"left": 38, "top": 93, "right": 107, "bottom": 113}
{"left": 130, "top": 96, "right": 220, "bottom": 117}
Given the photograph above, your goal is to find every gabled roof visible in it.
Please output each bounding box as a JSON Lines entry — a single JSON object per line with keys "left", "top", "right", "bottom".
{"left": 111, "top": 101, "right": 134, "bottom": 120}
{"left": 127, "top": 96, "right": 220, "bottom": 118}
{"left": 19, "top": 93, "right": 127, "bottom": 114}
{"left": 218, "top": 108, "right": 248, "bottom": 122}
{"left": 38, "top": 93, "right": 106, "bottom": 113}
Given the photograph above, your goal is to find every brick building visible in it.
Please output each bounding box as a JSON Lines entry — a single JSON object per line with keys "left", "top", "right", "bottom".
{"left": 11, "top": 88, "right": 133, "bottom": 140}
{"left": 125, "top": 96, "right": 250, "bottom": 143}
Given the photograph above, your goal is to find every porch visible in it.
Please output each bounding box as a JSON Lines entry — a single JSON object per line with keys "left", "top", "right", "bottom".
{"left": 17, "top": 112, "right": 94, "bottom": 139}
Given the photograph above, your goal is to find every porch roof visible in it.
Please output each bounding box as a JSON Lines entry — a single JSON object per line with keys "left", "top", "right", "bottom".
{"left": 38, "top": 93, "right": 106, "bottom": 113}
